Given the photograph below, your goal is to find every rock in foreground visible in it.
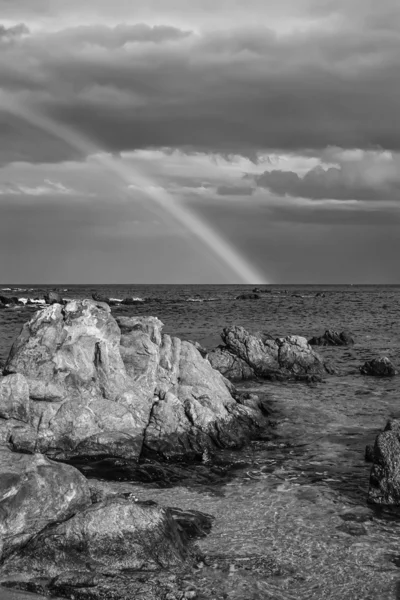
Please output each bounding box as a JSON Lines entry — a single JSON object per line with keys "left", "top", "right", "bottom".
{"left": 1, "top": 300, "right": 269, "bottom": 461}
{"left": 360, "top": 357, "right": 397, "bottom": 377}
{"left": 208, "top": 326, "right": 332, "bottom": 381}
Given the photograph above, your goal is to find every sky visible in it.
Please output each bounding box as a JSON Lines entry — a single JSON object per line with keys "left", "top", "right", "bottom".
{"left": 1, "top": 0, "right": 400, "bottom": 284}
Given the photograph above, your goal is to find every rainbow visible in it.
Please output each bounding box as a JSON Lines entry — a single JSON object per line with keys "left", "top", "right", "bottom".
{"left": 0, "top": 92, "right": 267, "bottom": 284}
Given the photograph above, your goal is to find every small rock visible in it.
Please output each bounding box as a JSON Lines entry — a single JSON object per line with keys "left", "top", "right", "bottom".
{"left": 360, "top": 357, "right": 397, "bottom": 377}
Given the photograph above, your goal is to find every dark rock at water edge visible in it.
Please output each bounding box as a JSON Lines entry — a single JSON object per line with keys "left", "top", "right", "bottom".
{"left": 43, "top": 290, "right": 64, "bottom": 305}
{"left": 368, "top": 419, "right": 400, "bottom": 504}
{"left": 208, "top": 325, "right": 333, "bottom": 382}
{"left": 308, "top": 329, "right": 355, "bottom": 346}
{"left": 252, "top": 287, "right": 271, "bottom": 294}
{"left": 360, "top": 357, "right": 397, "bottom": 377}
{"left": 236, "top": 293, "right": 260, "bottom": 300}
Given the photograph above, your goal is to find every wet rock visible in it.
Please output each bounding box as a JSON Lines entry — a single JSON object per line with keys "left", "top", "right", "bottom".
{"left": 43, "top": 291, "right": 63, "bottom": 305}
{"left": 1, "top": 301, "right": 269, "bottom": 462}
{"left": 308, "top": 329, "right": 355, "bottom": 346}
{"left": 315, "top": 292, "right": 326, "bottom": 298}
{"left": 360, "top": 357, "right": 397, "bottom": 377}
{"left": 368, "top": 419, "right": 400, "bottom": 504}
{"left": 365, "top": 444, "right": 375, "bottom": 462}
{"left": 252, "top": 288, "right": 271, "bottom": 294}
{"left": 0, "top": 448, "right": 91, "bottom": 561}
{"left": 2, "top": 497, "right": 190, "bottom": 581}
{"left": 0, "top": 295, "right": 18, "bottom": 306}
{"left": 210, "top": 326, "right": 332, "bottom": 381}
{"left": 235, "top": 293, "right": 260, "bottom": 300}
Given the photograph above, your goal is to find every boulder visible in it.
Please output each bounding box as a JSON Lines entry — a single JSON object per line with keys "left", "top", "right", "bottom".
{"left": 43, "top": 291, "right": 64, "bottom": 305}
{"left": 360, "top": 357, "right": 397, "bottom": 377}
{"left": 2, "top": 496, "right": 189, "bottom": 580}
{"left": 368, "top": 419, "right": 400, "bottom": 504}
{"left": 91, "top": 292, "right": 110, "bottom": 304}
{"left": 236, "top": 293, "right": 260, "bottom": 300}
{"left": 1, "top": 301, "right": 269, "bottom": 462}
{"left": 308, "top": 330, "right": 354, "bottom": 346}
{"left": 0, "top": 296, "right": 18, "bottom": 306}
{"left": 209, "top": 326, "right": 332, "bottom": 381}
{"left": 0, "top": 448, "right": 91, "bottom": 562}
{"left": 252, "top": 287, "right": 271, "bottom": 294}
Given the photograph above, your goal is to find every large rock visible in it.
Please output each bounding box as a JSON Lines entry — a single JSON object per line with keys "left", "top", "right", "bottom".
{"left": 209, "top": 326, "right": 331, "bottom": 381}
{"left": 3, "top": 300, "right": 144, "bottom": 460}
{"left": 1, "top": 301, "right": 269, "bottom": 461}
{"left": 308, "top": 329, "right": 354, "bottom": 346}
{"left": 360, "top": 357, "right": 397, "bottom": 377}
{"left": 0, "top": 448, "right": 91, "bottom": 562}
{"left": 368, "top": 419, "right": 400, "bottom": 504}
{"left": 2, "top": 496, "right": 189, "bottom": 580}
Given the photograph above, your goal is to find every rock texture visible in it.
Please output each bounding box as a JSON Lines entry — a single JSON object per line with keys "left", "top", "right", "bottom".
{"left": 360, "top": 357, "right": 397, "bottom": 377}
{"left": 308, "top": 329, "right": 354, "bottom": 346}
{"left": 208, "top": 326, "right": 332, "bottom": 381}
{"left": 3, "top": 496, "right": 189, "bottom": 580}
{"left": 43, "top": 291, "right": 64, "bottom": 305}
{"left": 0, "top": 448, "right": 91, "bottom": 562}
{"left": 368, "top": 419, "right": 400, "bottom": 504}
{"left": 0, "top": 301, "right": 269, "bottom": 461}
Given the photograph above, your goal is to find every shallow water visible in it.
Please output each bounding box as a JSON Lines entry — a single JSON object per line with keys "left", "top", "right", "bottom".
{"left": 1, "top": 284, "right": 400, "bottom": 598}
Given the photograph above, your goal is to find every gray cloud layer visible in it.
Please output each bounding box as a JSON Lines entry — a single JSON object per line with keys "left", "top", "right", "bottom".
{"left": 0, "top": 6, "right": 400, "bottom": 163}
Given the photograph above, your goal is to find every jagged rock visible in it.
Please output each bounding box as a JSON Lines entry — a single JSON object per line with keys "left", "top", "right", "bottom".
{"left": 368, "top": 419, "right": 400, "bottom": 504}
{"left": 0, "top": 448, "right": 91, "bottom": 562}
{"left": 3, "top": 301, "right": 150, "bottom": 459}
{"left": 236, "top": 293, "right": 260, "bottom": 300}
{"left": 360, "top": 357, "right": 397, "bottom": 377}
{"left": 43, "top": 291, "right": 64, "bottom": 305}
{"left": 209, "top": 326, "right": 332, "bottom": 381}
{"left": 208, "top": 347, "right": 255, "bottom": 381}
{"left": 1, "top": 301, "right": 269, "bottom": 462}
{"left": 308, "top": 329, "right": 354, "bottom": 346}
{"left": 187, "top": 340, "right": 208, "bottom": 358}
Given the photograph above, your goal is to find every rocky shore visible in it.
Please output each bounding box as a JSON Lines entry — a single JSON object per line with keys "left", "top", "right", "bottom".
{"left": 1, "top": 295, "right": 400, "bottom": 599}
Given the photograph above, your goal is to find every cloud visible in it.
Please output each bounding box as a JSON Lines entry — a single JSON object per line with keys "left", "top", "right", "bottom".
{"left": 0, "top": 6, "right": 400, "bottom": 164}
{"left": 0, "top": 23, "right": 29, "bottom": 38}
{"left": 216, "top": 185, "right": 254, "bottom": 196}
{"left": 0, "top": 179, "right": 86, "bottom": 196}
{"left": 254, "top": 149, "right": 400, "bottom": 201}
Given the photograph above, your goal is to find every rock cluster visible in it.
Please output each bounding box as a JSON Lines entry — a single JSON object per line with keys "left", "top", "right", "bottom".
{"left": 1, "top": 300, "right": 269, "bottom": 462}
{"left": 208, "top": 325, "right": 332, "bottom": 381}
{"left": 308, "top": 329, "right": 354, "bottom": 346}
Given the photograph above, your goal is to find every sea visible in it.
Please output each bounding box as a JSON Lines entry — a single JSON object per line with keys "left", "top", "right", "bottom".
{"left": 1, "top": 284, "right": 400, "bottom": 600}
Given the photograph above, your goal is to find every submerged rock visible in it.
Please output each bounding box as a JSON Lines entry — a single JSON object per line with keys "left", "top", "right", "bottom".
{"left": 368, "top": 419, "right": 400, "bottom": 504}
{"left": 308, "top": 329, "right": 355, "bottom": 346}
{"left": 360, "top": 357, "right": 397, "bottom": 377}
{"left": 0, "top": 300, "right": 269, "bottom": 462}
{"left": 209, "top": 326, "right": 332, "bottom": 381}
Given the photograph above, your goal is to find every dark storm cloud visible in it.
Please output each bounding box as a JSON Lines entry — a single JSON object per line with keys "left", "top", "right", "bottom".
{"left": 1, "top": 12, "right": 400, "bottom": 163}
{"left": 255, "top": 165, "right": 400, "bottom": 201}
